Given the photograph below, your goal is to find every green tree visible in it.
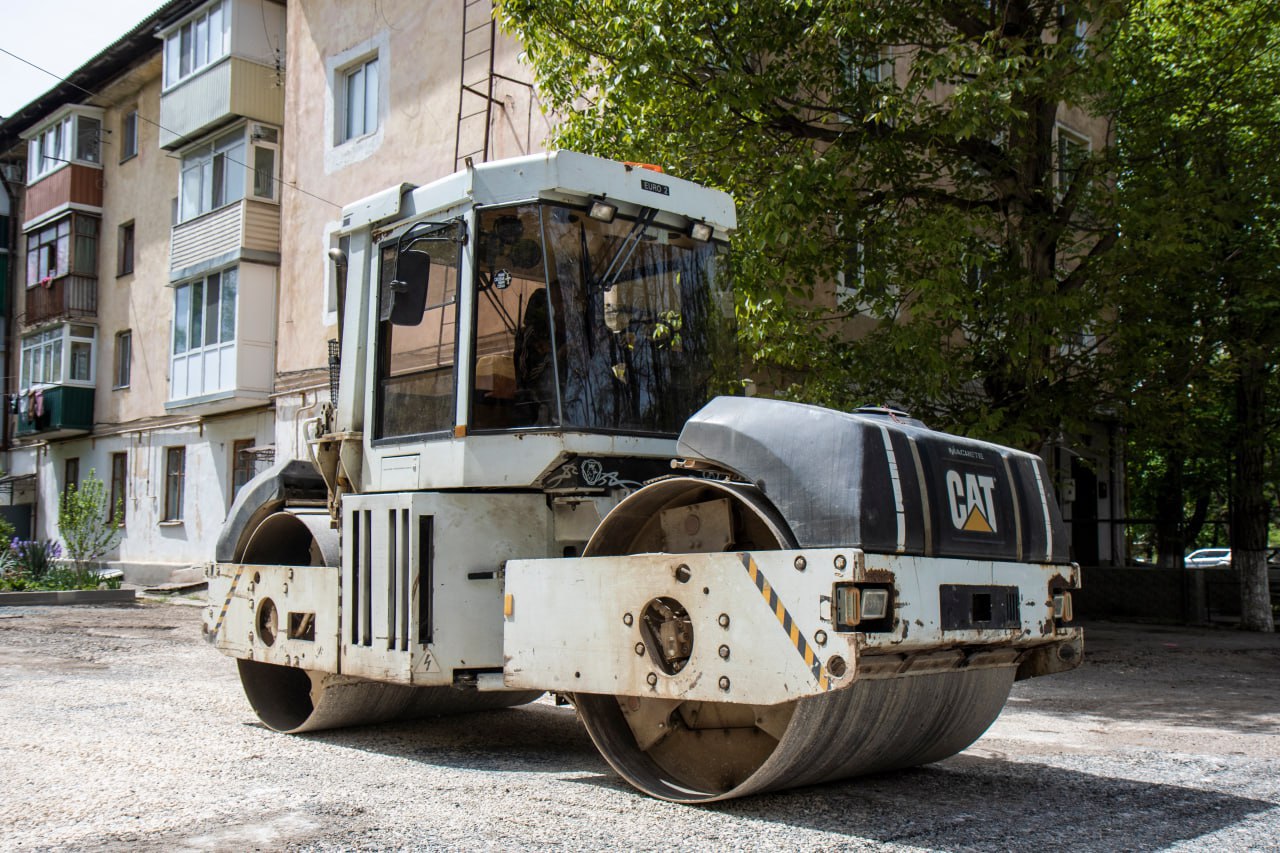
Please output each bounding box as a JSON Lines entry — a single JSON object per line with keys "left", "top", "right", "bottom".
{"left": 1110, "top": 0, "right": 1279, "bottom": 629}
{"left": 58, "top": 470, "right": 124, "bottom": 568}
{"left": 499, "top": 0, "right": 1123, "bottom": 448}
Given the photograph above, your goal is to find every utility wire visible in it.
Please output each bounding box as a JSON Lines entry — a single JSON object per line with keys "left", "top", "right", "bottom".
{"left": 0, "top": 45, "right": 342, "bottom": 210}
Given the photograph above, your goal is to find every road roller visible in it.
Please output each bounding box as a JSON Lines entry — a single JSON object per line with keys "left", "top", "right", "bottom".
{"left": 204, "top": 151, "right": 1081, "bottom": 802}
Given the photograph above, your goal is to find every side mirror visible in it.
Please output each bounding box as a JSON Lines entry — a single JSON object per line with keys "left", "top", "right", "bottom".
{"left": 388, "top": 250, "right": 431, "bottom": 326}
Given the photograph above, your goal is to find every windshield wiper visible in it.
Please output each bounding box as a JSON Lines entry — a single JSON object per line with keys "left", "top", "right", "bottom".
{"left": 590, "top": 207, "right": 658, "bottom": 292}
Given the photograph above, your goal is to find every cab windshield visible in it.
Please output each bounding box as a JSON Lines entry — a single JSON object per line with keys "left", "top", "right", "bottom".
{"left": 471, "top": 202, "right": 735, "bottom": 435}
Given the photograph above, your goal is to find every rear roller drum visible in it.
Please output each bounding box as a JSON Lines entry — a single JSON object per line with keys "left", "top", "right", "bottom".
{"left": 237, "top": 659, "right": 542, "bottom": 733}
{"left": 235, "top": 508, "right": 539, "bottom": 734}
{"left": 573, "top": 477, "right": 1015, "bottom": 803}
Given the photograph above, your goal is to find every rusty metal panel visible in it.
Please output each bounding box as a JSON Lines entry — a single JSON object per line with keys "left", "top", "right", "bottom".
{"left": 204, "top": 561, "right": 339, "bottom": 673}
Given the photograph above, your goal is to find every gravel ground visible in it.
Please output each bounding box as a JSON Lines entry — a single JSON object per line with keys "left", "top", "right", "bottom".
{"left": 0, "top": 601, "right": 1278, "bottom": 851}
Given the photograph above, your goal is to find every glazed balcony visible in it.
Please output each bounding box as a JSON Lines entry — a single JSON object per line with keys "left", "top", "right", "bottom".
{"left": 159, "top": 56, "right": 285, "bottom": 150}
{"left": 23, "top": 164, "right": 103, "bottom": 224}
{"left": 169, "top": 199, "right": 281, "bottom": 279}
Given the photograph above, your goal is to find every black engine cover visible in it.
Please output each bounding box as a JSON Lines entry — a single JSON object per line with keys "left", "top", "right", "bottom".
{"left": 676, "top": 398, "right": 1068, "bottom": 564}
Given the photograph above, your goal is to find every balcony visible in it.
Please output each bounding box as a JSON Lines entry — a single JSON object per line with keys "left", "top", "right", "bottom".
{"left": 21, "top": 275, "right": 97, "bottom": 328}
{"left": 166, "top": 260, "right": 276, "bottom": 416}
{"left": 22, "top": 164, "right": 103, "bottom": 225}
{"left": 14, "top": 385, "right": 95, "bottom": 439}
{"left": 170, "top": 200, "right": 281, "bottom": 279}
{"left": 159, "top": 57, "right": 285, "bottom": 150}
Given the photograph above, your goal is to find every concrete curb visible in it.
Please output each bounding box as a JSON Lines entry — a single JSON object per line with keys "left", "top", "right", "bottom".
{"left": 0, "top": 589, "right": 138, "bottom": 607}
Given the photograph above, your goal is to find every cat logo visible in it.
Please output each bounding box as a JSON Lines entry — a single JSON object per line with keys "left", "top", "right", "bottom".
{"left": 945, "top": 470, "right": 998, "bottom": 533}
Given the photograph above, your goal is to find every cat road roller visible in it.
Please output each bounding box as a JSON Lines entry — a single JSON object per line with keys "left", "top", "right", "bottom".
{"left": 204, "top": 151, "right": 1081, "bottom": 803}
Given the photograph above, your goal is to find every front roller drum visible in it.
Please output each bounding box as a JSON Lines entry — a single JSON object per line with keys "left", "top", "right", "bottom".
{"left": 574, "top": 667, "right": 1013, "bottom": 802}
{"left": 571, "top": 477, "right": 1017, "bottom": 802}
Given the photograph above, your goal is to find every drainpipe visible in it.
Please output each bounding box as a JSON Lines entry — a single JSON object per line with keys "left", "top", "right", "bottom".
{"left": 0, "top": 161, "right": 22, "bottom": 467}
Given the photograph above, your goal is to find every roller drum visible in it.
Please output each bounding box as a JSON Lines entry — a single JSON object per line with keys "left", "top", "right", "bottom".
{"left": 235, "top": 507, "right": 539, "bottom": 733}
{"left": 238, "top": 660, "right": 542, "bottom": 733}
{"left": 573, "top": 477, "right": 1017, "bottom": 802}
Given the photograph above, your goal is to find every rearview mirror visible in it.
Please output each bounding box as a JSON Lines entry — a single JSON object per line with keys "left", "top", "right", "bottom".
{"left": 388, "top": 250, "right": 431, "bottom": 326}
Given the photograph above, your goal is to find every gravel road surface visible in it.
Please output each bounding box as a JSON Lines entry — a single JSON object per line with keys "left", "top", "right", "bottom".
{"left": 1, "top": 601, "right": 1277, "bottom": 851}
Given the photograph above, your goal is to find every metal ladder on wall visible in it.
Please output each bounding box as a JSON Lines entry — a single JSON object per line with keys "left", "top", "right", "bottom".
{"left": 455, "top": 0, "right": 499, "bottom": 172}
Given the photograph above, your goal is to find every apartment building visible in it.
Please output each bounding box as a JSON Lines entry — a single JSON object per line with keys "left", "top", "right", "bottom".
{"left": 0, "top": 0, "right": 285, "bottom": 581}
{"left": 0, "top": 0, "right": 547, "bottom": 580}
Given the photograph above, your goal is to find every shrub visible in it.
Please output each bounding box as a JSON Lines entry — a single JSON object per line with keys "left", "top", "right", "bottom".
{"left": 59, "top": 470, "right": 124, "bottom": 567}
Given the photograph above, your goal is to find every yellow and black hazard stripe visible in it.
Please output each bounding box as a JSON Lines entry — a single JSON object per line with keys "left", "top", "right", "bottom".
{"left": 741, "top": 554, "right": 830, "bottom": 691}
{"left": 212, "top": 564, "right": 247, "bottom": 638}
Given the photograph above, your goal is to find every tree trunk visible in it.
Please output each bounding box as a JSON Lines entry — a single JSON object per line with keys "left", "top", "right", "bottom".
{"left": 1232, "top": 354, "right": 1274, "bottom": 632}
{"left": 1154, "top": 457, "right": 1185, "bottom": 568}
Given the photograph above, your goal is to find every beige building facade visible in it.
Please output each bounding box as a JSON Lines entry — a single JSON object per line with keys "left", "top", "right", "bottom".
{"left": 270, "top": 0, "right": 548, "bottom": 464}
{"left": 0, "top": 0, "right": 286, "bottom": 580}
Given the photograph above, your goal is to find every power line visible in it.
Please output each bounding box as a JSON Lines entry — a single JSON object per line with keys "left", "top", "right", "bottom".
{"left": 0, "top": 45, "right": 341, "bottom": 210}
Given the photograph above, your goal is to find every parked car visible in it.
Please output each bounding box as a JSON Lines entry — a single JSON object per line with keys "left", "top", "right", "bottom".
{"left": 1185, "top": 548, "right": 1232, "bottom": 568}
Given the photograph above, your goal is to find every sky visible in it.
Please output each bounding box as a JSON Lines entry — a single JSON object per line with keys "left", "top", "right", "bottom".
{"left": 0, "top": 0, "right": 168, "bottom": 118}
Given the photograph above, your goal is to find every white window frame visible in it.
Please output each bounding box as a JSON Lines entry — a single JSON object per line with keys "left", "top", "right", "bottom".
{"left": 170, "top": 266, "right": 238, "bottom": 400}
{"left": 19, "top": 324, "right": 96, "bottom": 391}
{"left": 114, "top": 330, "right": 132, "bottom": 389}
{"left": 247, "top": 124, "right": 280, "bottom": 203}
{"left": 324, "top": 33, "right": 389, "bottom": 171}
{"left": 162, "top": 446, "right": 186, "bottom": 522}
{"left": 178, "top": 128, "right": 247, "bottom": 223}
{"left": 23, "top": 108, "right": 104, "bottom": 183}
{"left": 121, "top": 109, "right": 139, "bottom": 162}
{"left": 1054, "top": 124, "right": 1092, "bottom": 197}
{"left": 339, "top": 55, "right": 381, "bottom": 144}
{"left": 177, "top": 124, "right": 281, "bottom": 222}
{"left": 162, "top": 0, "right": 230, "bottom": 90}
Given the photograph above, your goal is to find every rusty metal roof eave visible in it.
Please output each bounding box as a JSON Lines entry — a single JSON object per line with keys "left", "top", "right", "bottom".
{"left": 0, "top": 0, "right": 207, "bottom": 155}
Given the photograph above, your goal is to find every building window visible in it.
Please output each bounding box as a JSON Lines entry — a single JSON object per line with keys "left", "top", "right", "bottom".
{"left": 179, "top": 129, "right": 245, "bottom": 222}
{"left": 1056, "top": 126, "right": 1091, "bottom": 196}
{"left": 231, "top": 438, "right": 255, "bottom": 501}
{"left": 117, "top": 221, "right": 135, "bottom": 276}
{"left": 109, "top": 452, "right": 127, "bottom": 525}
{"left": 26, "top": 219, "right": 69, "bottom": 284}
{"left": 340, "top": 56, "right": 380, "bottom": 143}
{"left": 114, "top": 330, "right": 132, "bottom": 389}
{"left": 171, "top": 267, "right": 237, "bottom": 400}
{"left": 120, "top": 110, "right": 138, "bottom": 161}
{"left": 163, "top": 0, "right": 229, "bottom": 89}
{"left": 20, "top": 324, "right": 96, "bottom": 390}
{"left": 25, "top": 110, "right": 102, "bottom": 182}
{"left": 249, "top": 125, "right": 279, "bottom": 202}
{"left": 64, "top": 458, "right": 80, "bottom": 496}
{"left": 173, "top": 269, "right": 236, "bottom": 356}
{"left": 163, "top": 447, "right": 185, "bottom": 522}
{"left": 25, "top": 214, "right": 98, "bottom": 285}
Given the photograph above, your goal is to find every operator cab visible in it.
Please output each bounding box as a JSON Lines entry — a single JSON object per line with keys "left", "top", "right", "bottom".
{"left": 345, "top": 153, "right": 738, "bottom": 492}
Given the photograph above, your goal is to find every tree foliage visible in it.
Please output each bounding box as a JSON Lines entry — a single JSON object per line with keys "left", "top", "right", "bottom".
{"left": 1109, "top": 0, "right": 1279, "bottom": 628}
{"left": 58, "top": 470, "right": 124, "bottom": 567}
{"left": 500, "top": 0, "right": 1123, "bottom": 447}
